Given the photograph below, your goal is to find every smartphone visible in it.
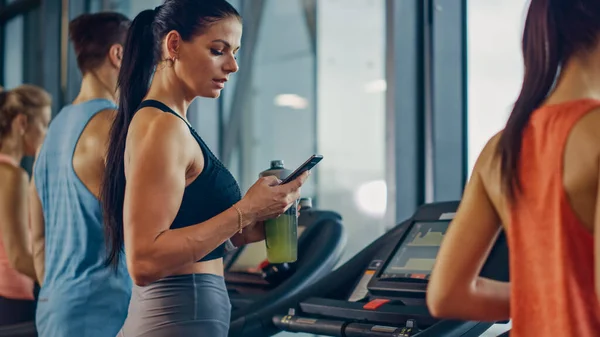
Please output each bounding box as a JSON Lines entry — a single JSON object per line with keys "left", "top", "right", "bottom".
{"left": 280, "top": 154, "right": 323, "bottom": 185}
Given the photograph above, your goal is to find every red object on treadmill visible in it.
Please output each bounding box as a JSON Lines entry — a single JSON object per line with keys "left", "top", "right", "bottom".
{"left": 258, "top": 259, "right": 270, "bottom": 270}
{"left": 363, "top": 299, "right": 390, "bottom": 310}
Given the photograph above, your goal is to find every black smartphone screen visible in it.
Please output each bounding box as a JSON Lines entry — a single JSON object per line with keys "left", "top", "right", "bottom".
{"left": 280, "top": 155, "right": 323, "bottom": 185}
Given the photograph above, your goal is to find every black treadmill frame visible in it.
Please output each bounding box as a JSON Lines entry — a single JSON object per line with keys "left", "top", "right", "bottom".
{"left": 227, "top": 210, "right": 347, "bottom": 337}
{"left": 271, "top": 201, "right": 510, "bottom": 337}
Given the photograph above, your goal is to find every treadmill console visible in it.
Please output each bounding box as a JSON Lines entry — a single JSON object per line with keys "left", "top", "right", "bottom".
{"left": 347, "top": 217, "right": 453, "bottom": 304}
{"left": 274, "top": 201, "right": 510, "bottom": 337}
{"left": 364, "top": 220, "right": 452, "bottom": 302}
{"left": 379, "top": 221, "right": 447, "bottom": 281}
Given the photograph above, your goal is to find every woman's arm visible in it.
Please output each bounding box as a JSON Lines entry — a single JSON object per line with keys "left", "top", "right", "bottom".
{"left": 230, "top": 221, "right": 265, "bottom": 247}
{"left": 0, "top": 166, "right": 37, "bottom": 280}
{"left": 29, "top": 175, "right": 45, "bottom": 285}
{"left": 124, "top": 112, "right": 304, "bottom": 286}
{"left": 426, "top": 134, "right": 510, "bottom": 322}
{"left": 595, "top": 145, "right": 600, "bottom": 303}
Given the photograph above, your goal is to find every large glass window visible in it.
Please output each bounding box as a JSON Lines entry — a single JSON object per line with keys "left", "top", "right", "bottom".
{"left": 3, "top": 15, "right": 24, "bottom": 88}
{"left": 467, "top": 0, "right": 528, "bottom": 174}
{"left": 2, "top": 3, "right": 44, "bottom": 173}
{"left": 316, "top": 0, "right": 386, "bottom": 260}
{"left": 22, "top": 6, "right": 43, "bottom": 87}
{"left": 0, "top": 4, "right": 43, "bottom": 88}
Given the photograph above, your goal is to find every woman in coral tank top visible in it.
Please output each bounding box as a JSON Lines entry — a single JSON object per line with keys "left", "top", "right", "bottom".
{"left": 0, "top": 85, "right": 51, "bottom": 325}
{"left": 427, "top": 0, "right": 600, "bottom": 336}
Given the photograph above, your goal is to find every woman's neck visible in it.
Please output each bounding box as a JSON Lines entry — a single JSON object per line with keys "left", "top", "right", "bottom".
{"left": 0, "top": 138, "right": 23, "bottom": 165}
{"left": 145, "top": 67, "right": 191, "bottom": 119}
{"left": 548, "top": 50, "right": 600, "bottom": 105}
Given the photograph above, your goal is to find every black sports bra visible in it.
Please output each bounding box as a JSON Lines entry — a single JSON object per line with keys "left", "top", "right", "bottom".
{"left": 137, "top": 100, "right": 242, "bottom": 262}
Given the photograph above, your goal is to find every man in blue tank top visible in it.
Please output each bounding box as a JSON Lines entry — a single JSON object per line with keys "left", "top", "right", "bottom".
{"left": 29, "top": 13, "right": 132, "bottom": 337}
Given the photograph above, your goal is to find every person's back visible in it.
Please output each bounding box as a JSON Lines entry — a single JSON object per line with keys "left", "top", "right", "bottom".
{"left": 0, "top": 85, "right": 51, "bottom": 326}
{"left": 426, "top": 0, "right": 600, "bottom": 335}
{"left": 34, "top": 100, "right": 131, "bottom": 332}
{"left": 486, "top": 100, "right": 600, "bottom": 336}
{"left": 29, "top": 12, "right": 132, "bottom": 337}
{"left": 0, "top": 154, "right": 35, "bottom": 322}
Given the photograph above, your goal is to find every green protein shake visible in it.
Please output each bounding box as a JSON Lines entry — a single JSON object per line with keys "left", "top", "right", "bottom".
{"left": 260, "top": 160, "right": 298, "bottom": 263}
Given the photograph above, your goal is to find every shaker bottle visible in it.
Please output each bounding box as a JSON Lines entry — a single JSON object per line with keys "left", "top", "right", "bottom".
{"left": 259, "top": 160, "right": 299, "bottom": 263}
{"left": 299, "top": 197, "right": 312, "bottom": 211}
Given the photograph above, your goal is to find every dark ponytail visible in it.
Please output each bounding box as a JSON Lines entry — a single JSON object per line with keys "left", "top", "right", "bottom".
{"left": 101, "top": 0, "right": 241, "bottom": 268}
{"left": 102, "top": 9, "right": 157, "bottom": 268}
{"left": 497, "top": 0, "right": 600, "bottom": 200}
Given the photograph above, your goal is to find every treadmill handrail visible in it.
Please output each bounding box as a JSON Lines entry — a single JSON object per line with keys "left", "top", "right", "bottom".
{"left": 230, "top": 219, "right": 406, "bottom": 337}
{"left": 231, "top": 218, "right": 344, "bottom": 317}
{"left": 298, "top": 297, "right": 438, "bottom": 326}
{"left": 228, "top": 216, "right": 346, "bottom": 337}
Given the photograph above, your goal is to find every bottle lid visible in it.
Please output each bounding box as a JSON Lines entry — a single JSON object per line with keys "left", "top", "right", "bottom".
{"left": 270, "top": 160, "right": 285, "bottom": 169}
{"left": 299, "top": 198, "right": 312, "bottom": 209}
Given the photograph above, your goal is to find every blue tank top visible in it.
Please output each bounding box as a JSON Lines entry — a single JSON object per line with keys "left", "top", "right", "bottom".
{"left": 136, "top": 100, "right": 242, "bottom": 261}
{"left": 34, "top": 99, "right": 131, "bottom": 337}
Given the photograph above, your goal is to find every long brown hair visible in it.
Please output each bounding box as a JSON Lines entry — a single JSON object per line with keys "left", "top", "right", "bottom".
{"left": 497, "top": 0, "right": 600, "bottom": 200}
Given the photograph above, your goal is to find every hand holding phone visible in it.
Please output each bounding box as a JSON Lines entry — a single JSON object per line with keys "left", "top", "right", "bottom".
{"left": 236, "top": 155, "right": 323, "bottom": 223}
{"left": 280, "top": 155, "right": 323, "bottom": 185}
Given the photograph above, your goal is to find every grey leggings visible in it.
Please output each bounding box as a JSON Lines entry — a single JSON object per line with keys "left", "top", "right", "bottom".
{"left": 118, "top": 274, "right": 231, "bottom": 337}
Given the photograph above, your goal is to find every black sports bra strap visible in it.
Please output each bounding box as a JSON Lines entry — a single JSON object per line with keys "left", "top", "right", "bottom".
{"left": 138, "top": 100, "right": 214, "bottom": 158}
{"left": 138, "top": 100, "right": 192, "bottom": 128}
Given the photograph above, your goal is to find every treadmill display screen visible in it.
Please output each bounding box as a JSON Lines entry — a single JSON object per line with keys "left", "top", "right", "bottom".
{"left": 380, "top": 221, "right": 449, "bottom": 280}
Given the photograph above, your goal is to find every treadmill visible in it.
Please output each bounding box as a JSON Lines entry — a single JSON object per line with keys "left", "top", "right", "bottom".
{"left": 227, "top": 199, "right": 347, "bottom": 337}
{"left": 271, "top": 201, "right": 512, "bottom": 337}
